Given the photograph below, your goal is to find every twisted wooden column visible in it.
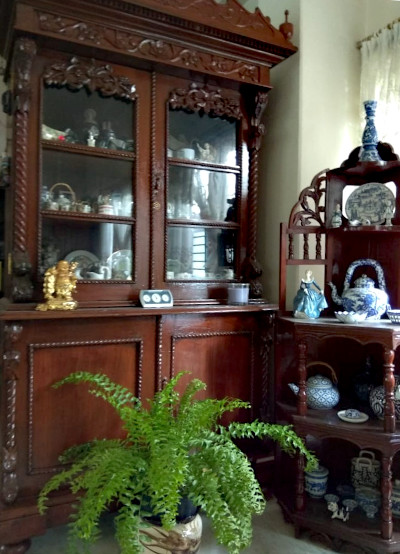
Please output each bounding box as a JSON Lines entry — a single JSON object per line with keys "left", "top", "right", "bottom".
{"left": 10, "top": 38, "right": 36, "bottom": 301}
{"left": 242, "top": 91, "right": 268, "bottom": 298}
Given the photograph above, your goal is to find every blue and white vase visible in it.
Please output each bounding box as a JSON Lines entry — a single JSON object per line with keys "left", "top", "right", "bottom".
{"left": 359, "top": 100, "right": 382, "bottom": 162}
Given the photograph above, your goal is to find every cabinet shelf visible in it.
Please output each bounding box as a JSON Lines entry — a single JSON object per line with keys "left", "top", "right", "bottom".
{"left": 277, "top": 401, "right": 400, "bottom": 448}
{"left": 328, "top": 225, "right": 400, "bottom": 233}
{"left": 168, "top": 157, "right": 240, "bottom": 173}
{"left": 41, "top": 210, "right": 135, "bottom": 224}
{"left": 41, "top": 139, "right": 135, "bottom": 161}
{"left": 293, "top": 497, "right": 400, "bottom": 553}
{"left": 167, "top": 219, "right": 239, "bottom": 228}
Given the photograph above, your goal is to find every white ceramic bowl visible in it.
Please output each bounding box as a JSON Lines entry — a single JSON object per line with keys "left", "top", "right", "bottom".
{"left": 387, "top": 309, "right": 400, "bottom": 324}
{"left": 334, "top": 311, "right": 368, "bottom": 324}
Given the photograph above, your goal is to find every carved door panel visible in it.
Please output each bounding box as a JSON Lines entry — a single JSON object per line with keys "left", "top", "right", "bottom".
{"left": 159, "top": 312, "right": 274, "bottom": 423}
{"left": 0, "top": 315, "right": 157, "bottom": 504}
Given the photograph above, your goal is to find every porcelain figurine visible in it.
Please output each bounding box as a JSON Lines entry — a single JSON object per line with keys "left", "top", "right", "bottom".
{"left": 331, "top": 203, "right": 342, "bottom": 228}
{"left": 36, "top": 260, "right": 78, "bottom": 311}
{"left": 293, "top": 269, "right": 328, "bottom": 319}
{"left": 329, "top": 258, "right": 389, "bottom": 320}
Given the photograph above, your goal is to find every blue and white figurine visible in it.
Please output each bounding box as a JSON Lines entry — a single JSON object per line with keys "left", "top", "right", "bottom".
{"left": 293, "top": 270, "right": 328, "bottom": 319}
{"left": 329, "top": 258, "right": 389, "bottom": 320}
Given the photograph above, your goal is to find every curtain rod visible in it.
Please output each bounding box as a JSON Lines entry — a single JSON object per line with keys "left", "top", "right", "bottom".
{"left": 357, "top": 16, "right": 400, "bottom": 48}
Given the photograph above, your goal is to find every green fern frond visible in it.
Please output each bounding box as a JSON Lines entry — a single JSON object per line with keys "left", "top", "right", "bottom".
{"left": 39, "top": 370, "right": 318, "bottom": 554}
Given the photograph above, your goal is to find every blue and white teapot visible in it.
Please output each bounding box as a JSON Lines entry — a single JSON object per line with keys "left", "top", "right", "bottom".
{"left": 288, "top": 361, "right": 340, "bottom": 410}
{"left": 329, "top": 258, "right": 389, "bottom": 320}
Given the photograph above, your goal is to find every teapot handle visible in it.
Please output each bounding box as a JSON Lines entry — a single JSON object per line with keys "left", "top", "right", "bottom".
{"left": 343, "top": 258, "right": 386, "bottom": 292}
{"left": 306, "top": 361, "right": 338, "bottom": 384}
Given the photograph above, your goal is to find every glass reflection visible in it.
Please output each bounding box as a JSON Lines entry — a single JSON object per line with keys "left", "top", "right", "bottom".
{"left": 168, "top": 166, "right": 236, "bottom": 222}
{"left": 167, "top": 226, "right": 236, "bottom": 280}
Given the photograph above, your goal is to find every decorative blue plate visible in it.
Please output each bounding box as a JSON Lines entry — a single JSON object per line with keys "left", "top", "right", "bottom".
{"left": 345, "top": 182, "right": 395, "bottom": 224}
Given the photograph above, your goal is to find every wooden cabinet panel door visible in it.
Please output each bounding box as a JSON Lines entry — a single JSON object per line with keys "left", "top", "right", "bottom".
{"left": 159, "top": 312, "right": 272, "bottom": 423}
{"left": 1, "top": 316, "right": 156, "bottom": 498}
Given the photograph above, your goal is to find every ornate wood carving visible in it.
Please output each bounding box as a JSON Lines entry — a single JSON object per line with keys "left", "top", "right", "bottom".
{"left": 169, "top": 83, "right": 241, "bottom": 119}
{"left": 43, "top": 56, "right": 137, "bottom": 101}
{"left": 38, "top": 13, "right": 261, "bottom": 84}
{"left": 12, "top": 38, "right": 36, "bottom": 256}
{"left": 134, "top": 0, "right": 285, "bottom": 42}
{"left": 2, "top": 324, "right": 23, "bottom": 504}
{"left": 288, "top": 169, "right": 327, "bottom": 228}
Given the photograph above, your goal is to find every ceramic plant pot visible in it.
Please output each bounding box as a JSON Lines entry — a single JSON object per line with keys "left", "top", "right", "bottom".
{"left": 140, "top": 513, "right": 202, "bottom": 554}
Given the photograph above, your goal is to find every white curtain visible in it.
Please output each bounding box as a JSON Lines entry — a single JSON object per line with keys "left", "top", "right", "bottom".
{"left": 360, "top": 21, "right": 400, "bottom": 154}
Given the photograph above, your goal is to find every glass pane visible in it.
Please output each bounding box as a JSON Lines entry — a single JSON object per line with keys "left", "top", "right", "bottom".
{"left": 42, "top": 151, "right": 133, "bottom": 217}
{"left": 168, "top": 166, "right": 237, "bottom": 222}
{"left": 168, "top": 110, "right": 237, "bottom": 165}
{"left": 42, "top": 87, "right": 134, "bottom": 151}
{"left": 167, "top": 226, "right": 236, "bottom": 280}
{"left": 41, "top": 220, "right": 132, "bottom": 280}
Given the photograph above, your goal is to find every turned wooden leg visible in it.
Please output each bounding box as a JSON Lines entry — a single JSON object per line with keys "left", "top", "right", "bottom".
{"left": 383, "top": 348, "right": 395, "bottom": 433}
{"left": 381, "top": 455, "right": 393, "bottom": 540}
{"left": 0, "top": 539, "right": 31, "bottom": 553}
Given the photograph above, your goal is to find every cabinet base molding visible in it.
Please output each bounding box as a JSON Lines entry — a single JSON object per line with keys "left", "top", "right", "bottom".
{"left": 0, "top": 540, "right": 31, "bottom": 554}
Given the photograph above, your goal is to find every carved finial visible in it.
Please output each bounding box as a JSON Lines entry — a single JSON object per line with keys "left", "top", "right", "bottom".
{"left": 279, "top": 9, "right": 294, "bottom": 41}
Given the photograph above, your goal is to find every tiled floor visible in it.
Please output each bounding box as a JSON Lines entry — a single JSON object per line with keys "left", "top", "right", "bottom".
{"left": 29, "top": 497, "right": 338, "bottom": 553}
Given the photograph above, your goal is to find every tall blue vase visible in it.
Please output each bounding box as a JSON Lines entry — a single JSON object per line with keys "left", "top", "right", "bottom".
{"left": 359, "top": 100, "right": 382, "bottom": 162}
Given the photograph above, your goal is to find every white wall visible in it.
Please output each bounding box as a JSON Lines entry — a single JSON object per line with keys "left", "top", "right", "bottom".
{"left": 255, "top": 0, "right": 400, "bottom": 306}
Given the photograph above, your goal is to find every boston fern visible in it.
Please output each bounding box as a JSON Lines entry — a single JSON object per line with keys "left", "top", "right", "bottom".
{"left": 38, "top": 371, "right": 317, "bottom": 554}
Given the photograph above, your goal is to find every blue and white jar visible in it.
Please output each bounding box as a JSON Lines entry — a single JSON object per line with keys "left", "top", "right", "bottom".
{"left": 392, "top": 480, "right": 400, "bottom": 518}
{"left": 305, "top": 465, "right": 329, "bottom": 498}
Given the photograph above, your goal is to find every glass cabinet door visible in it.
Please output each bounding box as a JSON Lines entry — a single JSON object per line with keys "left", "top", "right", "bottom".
{"left": 166, "top": 108, "right": 240, "bottom": 282}
{"left": 40, "top": 70, "right": 136, "bottom": 284}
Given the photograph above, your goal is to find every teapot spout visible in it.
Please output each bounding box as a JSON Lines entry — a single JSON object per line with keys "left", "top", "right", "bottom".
{"left": 328, "top": 282, "right": 343, "bottom": 305}
{"left": 288, "top": 383, "right": 299, "bottom": 396}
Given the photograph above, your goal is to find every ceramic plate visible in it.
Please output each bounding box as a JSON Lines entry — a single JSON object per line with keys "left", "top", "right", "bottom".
{"left": 337, "top": 410, "right": 369, "bottom": 423}
{"left": 65, "top": 250, "right": 99, "bottom": 269}
{"left": 107, "top": 250, "right": 132, "bottom": 279}
{"left": 344, "top": 182, "right": 395, "bottom": 224}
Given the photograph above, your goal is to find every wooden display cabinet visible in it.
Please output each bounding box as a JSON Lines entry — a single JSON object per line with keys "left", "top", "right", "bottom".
{"left": 0, "top": 0, "right": 296, "bottom": 550}
{"left": 277, "top": 146, "right": 400, "bottom": 553}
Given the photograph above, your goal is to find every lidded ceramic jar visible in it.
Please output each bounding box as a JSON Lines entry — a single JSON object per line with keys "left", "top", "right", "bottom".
{"left": 305, "top": 465, "right": 329, "bottom": 498}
